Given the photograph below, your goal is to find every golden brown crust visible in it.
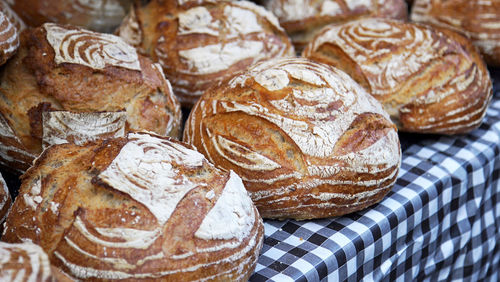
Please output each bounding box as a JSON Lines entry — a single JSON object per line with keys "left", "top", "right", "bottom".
{"left": 3, "top": 132, "right": 264, "bottom": 281}
{"left": 264, "top": 0, "right": 408, "bottom": 51}
{"left": 303, "top": 18, "right": 492, "bottom": 134}
{"left": 184, "top": 57, "right": 401, "bottom": 220}
{"left": 411, "top": 0, "right": 500, "bottom": 66}
{"left": 117, "top": 0, "right": 294, "bottom": 107}
{"left": 5, "top": 0, "right": 132, "bottom": 33}
{"left": 0, "top": 24, "right": 181, "bottom": 173}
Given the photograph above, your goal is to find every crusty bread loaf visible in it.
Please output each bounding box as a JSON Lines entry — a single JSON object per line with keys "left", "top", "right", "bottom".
{"left": 2, "top": 132, "right": 264, "bottom": 281}
{"left": 303, "top": 18, "right": 492, "bottom": 134}
{"left": 0, "top": 241, "right": 74, "bottom": 282}
{"left": 0, "top": 1, "right": 21, "bottom": 65}
{"left": 184, "top": 57, "right": 401, "bottom": 220}
{"left": 0, "top": 172, "right": 10, "bottom": 230}
{"left": 0, "top": 23, "right": 182, "bottom": 173}
{"left": 5, "top": 0, "right": 132, "bottom": 33}
{"left": 263, "top": 0, "right": 407, "bottom": 51}
{"left": 117, "top": 0, "right": 294, "bottom": 107}
{"left": 411, "top": 0, "right": 500, "bottom": 66}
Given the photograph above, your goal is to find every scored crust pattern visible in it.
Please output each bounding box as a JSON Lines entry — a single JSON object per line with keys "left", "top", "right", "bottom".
{"left": 2, "top": 133, "right": 263, "bottom": 280}
{"left": 303, "top": 18, "right": 493, "bottom": 134}
{"left": 411, "top": 0, "right": 500, "bottom": 66}
{"left": 45, "top": 23, "right": 140, "bottom": 71}
{"left": 264, "top": 0, "right": 407, "bottom": 49}
{"left": 0, "top": 242, "right": 54, "bottom": 281}
{"left": 0, "top": 3, "right": 20, "bottom": 65}
{"left": 117, "top": 0, "right": 294, "bottom": 107}
{"left": 184, "top": 57, "right": 401, "bottom": 219}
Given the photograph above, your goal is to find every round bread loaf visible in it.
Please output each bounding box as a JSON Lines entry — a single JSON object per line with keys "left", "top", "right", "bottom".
{"left": 0, "top": 241, "right": 73, "bottom": 281}
{"left": 411, "top": 0, "right": 500, "bottom": 66}
{"left": 0, "top": 1, "right": 21, "bottom": 65}
{"left": 263, "top": 0, "right": 407, "bottom": 51}
{"left": 0, "top": 172, "right": 10, "bottom": 230}
{"left": 5, "top": 0, "right": 132, "bottom": 33}
{"left": 184, "top": 57, "right": 401, "bottom": 220}
{"left": 0, "top": 23, "right": 182, "bottom": 174}
{"left": 2, "top": 132, "right": 264, "bottom": 281}
{"left": 117, "top": 0, "right": 294, "bottom": 107}
{"left": 303, "top": 18, "right": 492, "bottom": 134}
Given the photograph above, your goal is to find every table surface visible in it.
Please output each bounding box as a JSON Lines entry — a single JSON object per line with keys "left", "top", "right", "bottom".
{"left": 250, "top": 69, "right": 500, "bottom": 281}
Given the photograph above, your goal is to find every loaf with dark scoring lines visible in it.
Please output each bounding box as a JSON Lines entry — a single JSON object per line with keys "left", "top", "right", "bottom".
{"left": 2, "top": 132, "right": 264, "bottom": 281}
{"left": 184, "top": 57, "right": 402, "bottom": 220}
{"left": 0, "top": 23, "right": 182, "bottom": 174}
{"left": 117, "top": 0, "right": 294, "bottom": 107}
{"left": 303, "top": 18, "right": 492, "bottom": 134}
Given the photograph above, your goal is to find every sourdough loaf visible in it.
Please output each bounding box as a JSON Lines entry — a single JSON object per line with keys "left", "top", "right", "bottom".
{"left": 263, "top": 0, "right": 407, "bottom": 51}
{"left": 0, "top": 241, "right": 74, "bottom": 281}
{"left": 0, "top": 23, "right": 182, "bottom": 173}
{"left": 184, "top": 57, "right": 401, "bottom": 220}
{"left": 0, "top": 1, "right": 21, "bottom": 65}
{"left": 2, "top": 132, "right": 264, "bottom": 281}
{"left": 5, "top": 0, "right": 132, "bottom": 33}
{"left": 117, "top": 0, "right": 294, "bottom": 107}
{"left": 411, "top": 0, "right": 500, "bottom": 66}
{"left": 303, "top": 18, "right": 492, "bottom": 134}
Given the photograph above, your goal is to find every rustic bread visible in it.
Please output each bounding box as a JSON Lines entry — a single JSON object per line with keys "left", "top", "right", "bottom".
{"left": 0, "top": 241, "right": 75, "bottom": 281}
{"left": 0, "top": 1, "right": 21, "bottom": 65}
{"left": 263, "top": 0, "right": 408, "bottom": 51}
{"left": 411, "top": 0, "right": 500, "bottom": 66}
{"left": 0, "top": 23, "right": 182, "bottom": 173}
{"left": 5, "top": 0, "right": 132, "bottom": 33}
{"left": 184, "top": 57, "right": 401, "bottom": 220}
{"left": 2, "top": 132, "right": 264, "bottom": 281}
{"left": 117, "top": 0, "right": 294, "bottom": 107}
{"left": 303, "top": 18, "right": 492, "bottom": 134}
{"left": 0, "top": 172, "right": 10, "bottom": 231}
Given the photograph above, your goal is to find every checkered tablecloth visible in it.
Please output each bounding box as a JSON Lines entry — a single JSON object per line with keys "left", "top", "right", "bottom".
{"left": 250, "top": 69, "right": 500, "bottom": 281}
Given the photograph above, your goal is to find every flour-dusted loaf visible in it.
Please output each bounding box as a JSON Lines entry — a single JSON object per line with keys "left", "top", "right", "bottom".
{"left": 411, "top": 0, "right": 500, "bottom": 66}
{"left": 303, "top": 18, "right": 492, "bottom": 134}
{"left": 0, "top": 23, "right": 182, "bottom": 173}
{"left": 263, "top": 0, "right": 407, "bottom": 51}
{"left": 0, "top": 241, "right": 74, "bottom": 281}
{"left": 0, "top": 172, "right": 10, "bottom": 230}
{"left": 0, "top": 1, "right": 21, "bottom": 65}
{"left": 184, "top": 57, "right": 401, "bottom": 220}
{"left": 2, "top": 132, "right": 264, "bottom": 281}
{"left": 117, "top": 0, "right": 294, "bottom": 107}
{"left": 5, "top": 0, "right": 132, "bottom": 33}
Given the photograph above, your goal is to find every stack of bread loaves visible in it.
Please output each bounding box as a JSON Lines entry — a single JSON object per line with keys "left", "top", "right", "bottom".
{"left": 0, "top": 0, "right": 496, "bottom": 280}
{"left": 2, "top": 132, "right": 264, "bottom": 280}
{"left": 0, "top": 23, "right": 182, "bottom": 173}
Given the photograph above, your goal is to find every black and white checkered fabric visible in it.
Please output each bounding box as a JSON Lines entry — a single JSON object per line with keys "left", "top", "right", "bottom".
{"left": 250, "top": 70, "right": 500, "bottom": 281}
